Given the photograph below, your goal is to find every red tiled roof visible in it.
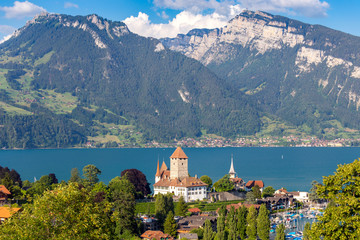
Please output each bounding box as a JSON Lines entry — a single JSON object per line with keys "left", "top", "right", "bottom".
{"left": 154, "top": 177, "right": 207, "bottom": 188}
{"left": 230, "top": 177, "right": 243, "bottom": 184}
{"left": 141, "top": 230, "right": 174, "bottom": 240}
{"left": 245, "top": 180, "right": 264, "bottom": 188}
{"left": 0, "top": 207, "right": 20, "bottom": 219}
{"left": 170, "top": 147, "right": 188, "bottom": 159}
{"left": 218, "top": 202, "right": 261, "bottom": 213}
{"left": 160, "top": 161, "right": 168, "bottom": 173}
{"left": 0, "top": 185, "right": 11, "bottom": 195}
{"left": 188, "top": 208, "right": 201, "bottom": 213}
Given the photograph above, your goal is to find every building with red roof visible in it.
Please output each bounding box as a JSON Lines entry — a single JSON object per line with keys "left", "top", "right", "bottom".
{"left": 153, "top": 147, "right": 207, "bottom": 202}
{"left": 0, "top": 185, "right": 11, "bottom": 206}
{"left": 141, "top": 230, "right": 174, "bottom": 240}
{"left": 245, "top": 180, "right": 265, "bottom": 192}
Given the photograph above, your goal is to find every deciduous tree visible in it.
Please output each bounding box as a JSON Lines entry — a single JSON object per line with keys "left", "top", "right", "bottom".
{"left": 262, "top": 186, "right": 275, "bottom": 198}
{"left": 213, "top": 175, "right": 234, "bottom": 192}
{"left": 82, "top": 164, "right": 101, "bottom": 186}
{"left": 69, "top": 168, "right": 81, "bottom": 183}
{"left": 121, "top": 169, "right": 151, "bottom": 198}
{"left": 274, "top": 224, "right": 285, "bottom": 240}
{"left": 310, "top": 159, "right": 360, "bottom": 239}
{"left": 200, "top": 175, "right": 213, "bottom": 190}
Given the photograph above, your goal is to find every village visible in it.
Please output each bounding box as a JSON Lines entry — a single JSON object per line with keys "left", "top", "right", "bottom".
{"left": 135, "top": 147, "right": 324, "bottom": 240}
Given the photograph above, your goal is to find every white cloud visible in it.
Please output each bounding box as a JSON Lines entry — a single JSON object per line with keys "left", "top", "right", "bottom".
{"left": 153, "top": 0, "right": 329, "bottom": 18}
{"left": 64, "top": 2, "right": 79, "bottom": 9}
{"left": 0, "top": 1, "right": 46, "bottom": 19}
{"left": 0, "top": 25, "right": 16, "bottom": 35}
{"left": 0, "top": 34, "right": 13, "bottom": 44}
{"left": 124, "top": 11, "right": 229, "bottom": 38}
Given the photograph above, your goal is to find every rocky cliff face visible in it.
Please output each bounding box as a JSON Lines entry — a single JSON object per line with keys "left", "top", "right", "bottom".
{"left": 161, "top": 10, "right": 360, "bottom": 132}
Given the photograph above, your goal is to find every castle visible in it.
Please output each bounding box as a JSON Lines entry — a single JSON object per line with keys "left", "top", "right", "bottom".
{"left": 153, "top": 147, "right": 208, "bottom": 202}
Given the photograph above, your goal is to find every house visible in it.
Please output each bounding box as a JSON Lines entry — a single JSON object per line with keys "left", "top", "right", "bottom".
{"left": 153, "top": 147, "right": 208, "bottom": 202}
{"left": 177, "top": 215, "right": 217, "bottom": 233}
{"left": 264, "top": 195, "right": 294, "bottom": 210}
{"left": 141, "top": 230, "right": 174, "bottom": 240}
{"left": 139, "top": 215, "right": 159, "bottom": 231}
{"left": 178, "top": 233, "right": 198, "bottom": 240}
{"left": 220, "top": 202, "right": 261, "bottom": 213}
{"left": 188, "top": 208, "right": 201, "bottom": 215}
{"left": 288, "top": 191, "right": 309, "bottom": 202}
{"left": 0, "top": 206, "right": 21, "bottom": 223}
{"left": 0, "top": 185, "right": 11, "bottom": 206}
{"left": 229, "top": 177, "right": 245, "bottom": 190}
{"left": 245, "top": 180, "right": 264, "bottom": 192}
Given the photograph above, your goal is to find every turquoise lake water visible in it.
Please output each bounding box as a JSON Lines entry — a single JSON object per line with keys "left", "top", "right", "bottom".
{"left": 0, "top": 147, "right": 359, "bottom": 191}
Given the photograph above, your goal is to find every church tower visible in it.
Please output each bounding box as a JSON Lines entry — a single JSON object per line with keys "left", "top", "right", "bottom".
{"left": 170, "top": 147, "right": 188, "bottom": 180}
{"left": 155, "top": 159, "right": 161, "bottom": 183}
{"left": 229, "top": 154, "right": 236, "bottom": 179}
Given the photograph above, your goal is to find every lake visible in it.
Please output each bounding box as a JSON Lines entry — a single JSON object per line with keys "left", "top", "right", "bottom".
{"left": 0, "top": 147, "right": 359, "bottom": 191}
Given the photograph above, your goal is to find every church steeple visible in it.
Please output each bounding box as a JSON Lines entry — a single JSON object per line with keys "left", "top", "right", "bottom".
{"left": 155, "top": 158, "right": 161, "bottom": 183}
{"left": 229, "top": 154, "right": 236, "bottom": 179}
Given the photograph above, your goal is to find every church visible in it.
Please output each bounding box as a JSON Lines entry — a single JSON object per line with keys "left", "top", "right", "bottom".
{"left": 153, "top": 147, "right": 208, "bottom": 202}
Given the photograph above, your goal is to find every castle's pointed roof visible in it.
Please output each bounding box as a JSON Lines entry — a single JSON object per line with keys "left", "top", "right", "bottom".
{"left": 170, "top": 147, "right": 188, "bottom": 159}
{"left": 229, "top": 155, "right": 236, "bottom": 175}
{"left": 160, "top": 161, "right": 168, "bottom": 173}
{"left": 155, "top": 159, "right": 161, "bottom": 176}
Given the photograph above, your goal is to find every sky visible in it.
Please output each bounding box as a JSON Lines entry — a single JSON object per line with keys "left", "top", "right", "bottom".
{"left": 0, "top": 0, "right": 359, "bottom": 42}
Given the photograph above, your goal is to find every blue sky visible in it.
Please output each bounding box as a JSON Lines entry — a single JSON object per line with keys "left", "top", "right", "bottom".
{"left": 0, "top": 0, "right": 359, "bottom": 41}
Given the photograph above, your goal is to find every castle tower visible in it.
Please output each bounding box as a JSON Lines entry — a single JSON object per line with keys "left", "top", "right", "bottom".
{"left": 229, "top": 154, "right": 236, "bottom": 179}
{"left": 170, "top": 147, "right": 188, "bottom": 180}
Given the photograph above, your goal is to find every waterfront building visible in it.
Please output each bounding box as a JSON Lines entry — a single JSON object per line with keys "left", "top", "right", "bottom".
{"left": 153, "top": 147, "right": 207, "bottom": 202}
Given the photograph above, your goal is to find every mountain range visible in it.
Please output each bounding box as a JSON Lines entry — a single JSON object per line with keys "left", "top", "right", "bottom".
{"left": 0, "top": 10, "right": 360, "bottom": 148}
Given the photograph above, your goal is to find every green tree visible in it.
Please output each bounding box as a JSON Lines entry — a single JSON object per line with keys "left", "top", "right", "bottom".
{"left": 252, "top": 185, "right": 262, "bottom": 199}
{"left": 213, "top": 175, "right": 234, "bottom": 192}
{"left": 155, "top": 193, "right": 174, "bottom": 228}
{"left": 274, "top": 224, "right": 285, "bottom": 240}
{"left": 308, "top": 180, "right": 321, "bottom": 202}
{"left": 215, "top": 205, "right": 227, "bottom": 240}
{"left": 0, "top": 183, "right": 113, "bottom": 239}
{"left": 262, "top": 186, "right": 275, "bottom": 198}
{"left": 245, "top": 191, "right": 256, "bottom": 204}
{"left": 164, "top": 211, "right": 177, "bottom": 237}
{"left": 109, "top": 175, "right": 137, "bottom": 238}
{"left": 203, "top": 219, "right": 215, "bottom": 240}
{"left": 200, "top": 175, "right": 213, "bottom": 190}
{"left": 303, "top": 222, "right": 311, "bottom": 240}
{"left": 82, "top": 164, "right": 101, "bottom": 186}
{"left": 69, "top": 168, "right": 82, "bottom": 183}
{"left": 257, "top": 204, "right": 270, "bottom": 240}
{"left": 310, "top": 159, "right": 360, "bottom": 239}
{"left": 227, "top": 206, "right": 237, "bottom": 240}
{"left": 246, "top": 206, "right": 257, "bottom": 240}
{"left": 236, "top": 206, "right": 247, "bottom": 240}
{"left": 1, "top": 172, "right": 13, "bottom": 189}
{"left": 175, "top": 196, "right": 188, "bottom": 217}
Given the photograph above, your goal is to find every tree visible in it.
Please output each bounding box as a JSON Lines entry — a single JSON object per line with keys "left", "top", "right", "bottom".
{"left": 245, "top": 191, "right": 256, "bottom": 204}
{"left": 109, "top": 175, "right": 137, "bottom": 238}
{"left": 246, "top": 206, "right": 257, "bottom": 240}
{"left": 175, "top": 196, "right": 188, "bottom": 217}
{"left": 308, "top": 180, "right": 321, "bottom": 202}
{"left": 155, "top": 193, "right": 174, "bottom": 228}
{"left": 274, "top": 224, "right": 285, "bottom": 240}
{"left": 69, "top": 168, "right": 81, "bottom": 183}
{"left": 82, "top": 164, "right": 101, "bottom": 186}
{"left": 215, "top": 205, "right": 227, "bottom": 240}
{"left": 1, "top": 172, "right": 13, "bottom": 189}
{"left": 48, "top": 173, "right": 58, "bottom": 184}
{"left": 252, "top": 185, "right": 262, "bottom": 199}
{"left": 0, "top": 183, "right": 113, "bottom": 239}
{"left": 164, "top": 211, "right": 177, "bottom": 237}
{"left": 257, "top": 204, "right": 270, "bottom": 240}
{"left": 303, "top": 222, "right": 311, "bottom": 240}
{"left": 310, "top": 159, "right": 360, "bottom": 239}
{"left": 200, "top": 175, "right": 213, "bottom": 190}
{"left": 121, "top": 169, "right": 151, "bottom": 198}
{"left": 213, "top": 175, "right": 234, "bottom": 192}
{"left": 262, "top": 186, "right": 275, "bottom": 198}
{"left": 227, "top": 206, "right": 237, "bottom": 240}
{"left": 203, "top": 219, "right": 215, "bottom": 240}
{"left": 236, "top": 206, "right": 247, "bottom": 240}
